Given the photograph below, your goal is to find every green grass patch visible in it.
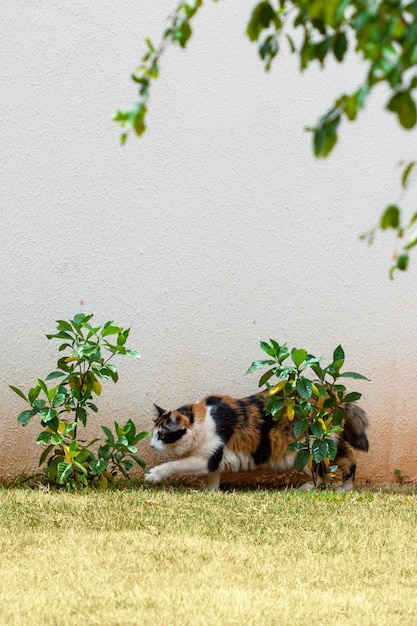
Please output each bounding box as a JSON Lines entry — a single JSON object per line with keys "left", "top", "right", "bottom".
{"left": 1, "top": 486, "right": 416, "bottom": 625}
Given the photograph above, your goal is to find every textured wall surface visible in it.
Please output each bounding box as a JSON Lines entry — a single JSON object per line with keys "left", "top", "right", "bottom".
{"left": 2, "top": 1, "right": 417, "bottom": 485}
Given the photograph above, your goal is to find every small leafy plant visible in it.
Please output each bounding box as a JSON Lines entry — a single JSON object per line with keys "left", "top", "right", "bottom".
{"left": 247, "top": 340, "right": 369, "bottom": 486}
{"left": 10, "top": 313, "right": 149, "bottom": 489}
{"left": 394, "top": 468, "right": 410, "bottom": 487}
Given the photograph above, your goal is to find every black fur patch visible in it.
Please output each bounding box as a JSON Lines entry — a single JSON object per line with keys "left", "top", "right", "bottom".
{"left": 343, "top": 463, "right": 356, "bottom": 483}
{"left": 335, "top": 441, "right": 348, "bottom": 459}
{"left": 205, "top": 396, "right": 224, "bottom": 406}
{"left": 344, "top": 429, "right": 369, "bottom": 452}
{"left": 253, "top": 413, "right": 275, "bottom": 466}
{"left": 236, "top": 395, "right": 265, "bottom": 424}
{"left": 177, "top": 405, "right": 195, "bottom": 424}
{"left": 236, "top": 399, "right": 250, "bottom": 424}
{"left": 208, "top": 445, "right": 224, "bottom": 472}
{"left": 158, "top": 427, "right": 187, "bottom": 444}
{"left": 205, "top": 397, "right": 238, "bottom": 444}
{"left": 248, "top": 395, "right": 267, "bottom": 412}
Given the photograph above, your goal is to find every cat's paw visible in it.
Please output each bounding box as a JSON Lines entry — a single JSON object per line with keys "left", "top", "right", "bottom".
{"left": 297, "top": 481, "right": 316, "bottom": 490}
{"left": 144, "top": 467, "right": 164, "bottom": 484}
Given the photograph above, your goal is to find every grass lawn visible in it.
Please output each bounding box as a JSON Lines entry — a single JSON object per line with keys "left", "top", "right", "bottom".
{"left": 1, "top": 484, "right": 416, "bottom": 625}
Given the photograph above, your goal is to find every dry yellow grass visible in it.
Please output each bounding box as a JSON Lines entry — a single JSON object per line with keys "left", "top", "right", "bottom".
{"left": 0, "top": 485, "right": 416, "bottom": 625}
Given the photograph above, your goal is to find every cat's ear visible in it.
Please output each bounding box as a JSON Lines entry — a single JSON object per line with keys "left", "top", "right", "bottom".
{"left": 153, "top": 403, "right": 166, "bottom": 418}
{"left": 171, "top": 410, "right": 185, "bottom": 425}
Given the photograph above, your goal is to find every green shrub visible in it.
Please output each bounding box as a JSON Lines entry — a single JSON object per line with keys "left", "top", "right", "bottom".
{"left": 248, "top": 340, "right": 369, "bottom": 484}
{"left": 10, "top": 313, "right": 149, "bottom": 488}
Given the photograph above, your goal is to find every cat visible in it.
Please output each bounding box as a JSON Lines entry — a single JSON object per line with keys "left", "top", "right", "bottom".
{"left": 144, "top": 391, "right": 369, "bottom": 490}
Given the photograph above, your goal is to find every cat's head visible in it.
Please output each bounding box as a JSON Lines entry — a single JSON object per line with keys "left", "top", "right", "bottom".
{"left": 150, "top": 404, "right": 193, "bottom": 453}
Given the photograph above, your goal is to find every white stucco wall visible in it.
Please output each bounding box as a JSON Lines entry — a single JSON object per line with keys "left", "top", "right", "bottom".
{"left": 2, "top": 1, "right": 417, "bottom": 484}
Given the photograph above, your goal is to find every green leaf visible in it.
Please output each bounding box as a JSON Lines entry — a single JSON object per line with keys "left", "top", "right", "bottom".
{"left": 380, "top": 205, "right": 400, "bottom": 230}
{"left": 333, "top": 406, "right": 346, "bottom": 426}
{"left": 310, "top": 421, "right": 324, "bottom": 439}
{"left": 77, "top": 449, "right": 94, "bottom": 464}
{"left": 98, "top": 445, "right": 111, "bottom": 461}
{"left": 258, "top": 369, "right": 275, "bottom": 387}
{"left": 270, "top": 399, "right": 285, "bottom": 418}
{"left": 36, "top": 431, "right": 52, "bottom": 445}
{"left": 50, "top": 433, "right": 63, "bottom": 445}
{"left": 73, "top": 313, "right": 91, "bottom": 327}
{"left": 403, "top": 230, "right": 417, "bottom": 251}
{"left": 133, "top": 104, "right": 147, "bottom": 136}
{"left": 102, "top": 325, "right": 123, "bottom": 338}
{"left": 313, "top": 114, "right": 340, "bottom": 158}
{"left": 247, "top": 2, "right": 279, "bottom": 42}
{"left": 37, "top": 379, "right": 49, "bottom": 396}
{"left": 105, "top": 364, "right": 119, "bottom": 382}
{"left": 76, "top": 407, "right": 87, "bottom": 427}
{"left": 332, "top": 359, "right": 344, "bottom": 376}
{"left": 310, "top": 363, "right": 324, "bottom": 381}
{"left": 402, "top": 161, "right": 416, "bottom": 189}
{"left": 246, "top": 359, "right": 276, "bottom": 374}
{"left": 47, "top": 330, "right": 74, "bottom": 342}
{"left": 39, "top": 444, "right": 54, "bottom": 467}
{"left": 89, "top": 459, "right": 108, "bottom": 474}
{"left": 323, "top": 395, "right": 337, "bottom": 409}
{"left": 134, "top": 431, "right": 151, "bottom": 442}
{"left": 259, "top": 34, "right": 279, "bottom": 71}
{"left": 9, "top": 386, "right": 28, "bottom": 403}
{"left": 295, "top": 449, "right": 311, "bottom": 472}
{"left": 296, "top": 377, "right": 313, "bottom": 399}
{"left": 47, "top": 386, "right": 57, "bottom": 403}
{"left": 130, "top": 454, "right": 146, "bottom": 469}
{"left": 52, "top": 393, "right": 66, "bottom": 408}
{"left": 102, "top": 426, "right": 115, "bottom": 445}
{"left": 174, "top": 20, "right": 192, "bottom": 48}
{"left": 117, "top": 333, "right": 127, "bottom": 346}
{"left": 333, "top": 345, "right": 345, "bottom": 364}
{"left": 344, "top": 391, "right": 362, "bottom": 403}
{"left": 260, "top": 341, "right": 277, "bottom": 356}
{"left": 277, "top": 345, "right": 290, "bottom": 362}
{"left": 17, "top": 410, "right": 35, "bottom": 426}
{"left": 343, "top": 94, "right": 358, "bottom": 121}
{"left": 291, "top": 348, "right": 307, "bottom": 367}
{"left": 396, "top": 253, "right": 409, "bottom": 271}
{"left": 312, "top": 440, "right": 329, "bottom": 463}
{"left": 40, "top": 408, "right": 58, "bottom": 424}
{"left": 327, "top": 439, "right": 338, "bottom": 460}
{"left": 333, "top": 31, "right": 347, "bottom": 62}
{"left": 126, "top": 349, "right": 140, "bottom": 358}
{"left": 294, "top": 401, "right": 313, "bottom": 418}
{"left": 57, "top": 462, "right": 73, "bottom": 485}
{"left": 45, "top": 371, "right": 66, "bottom": 381}
{"left": 121, "top": 459, "right": 134, "bottom": 472}
{"left": 74, "top": 461, "right": 88, "bottom": 475}
{"left": 56, "top": 319, "right": 73, "bottom": 332}
{"left": 339, "top": 371, "right": 370, "bottom": 381}
{"left": 387, "top": 91, "right": 417, "bottom": 129}
{"left": 293, "top": 419, "right": 309, "bottom": 438}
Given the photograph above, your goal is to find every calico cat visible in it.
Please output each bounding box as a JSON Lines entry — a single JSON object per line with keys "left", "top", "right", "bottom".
{"left": 144, "top": 392, "right": 369, "bottom": 490}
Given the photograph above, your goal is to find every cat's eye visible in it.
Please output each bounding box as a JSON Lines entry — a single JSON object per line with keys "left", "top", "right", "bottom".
{"left": 158, "top": 432, "right": 165, "bottom": 441}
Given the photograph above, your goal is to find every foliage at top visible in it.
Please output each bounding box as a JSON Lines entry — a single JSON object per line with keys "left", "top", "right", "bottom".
{"left": 113, "top": 0, "right": 417, "bottom": 274}
{"left": 114, "top": 0, "right": 417, "bottom": 146}
{"left": 10, "top": 313, "right": 149, "bottom": 489}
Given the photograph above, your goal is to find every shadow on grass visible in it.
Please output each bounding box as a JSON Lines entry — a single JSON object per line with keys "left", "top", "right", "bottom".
{"left": 1, "top": 470, "right": 416, "bottom": 495}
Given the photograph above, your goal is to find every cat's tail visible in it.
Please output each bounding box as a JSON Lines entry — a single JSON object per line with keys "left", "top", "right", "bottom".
{"left": 342, "top": 403, "right": 369, "bottom": 452}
